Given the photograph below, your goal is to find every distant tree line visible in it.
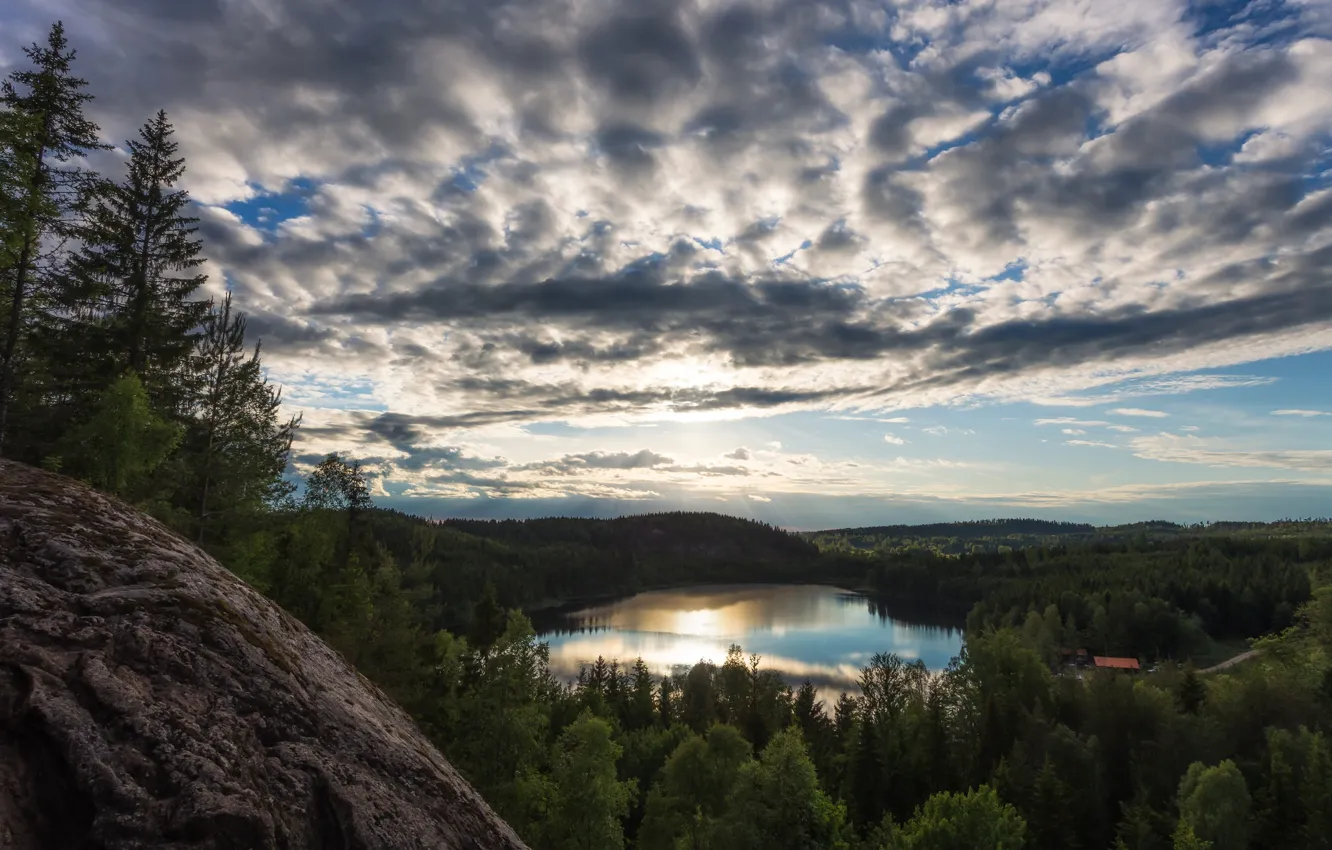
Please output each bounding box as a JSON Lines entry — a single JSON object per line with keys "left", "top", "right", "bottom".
{"left": 862, "top": 538, "right": 1323, "bottom": 661}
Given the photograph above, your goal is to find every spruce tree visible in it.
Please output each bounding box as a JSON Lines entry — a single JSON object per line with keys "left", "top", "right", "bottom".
{"left": 469, "top": 582, "right": 508, "bottom": 653}
{"left": 66, "top": 109, "right": 207, "bottom": 416}
{"left": 0, "top": 109, "right": 44, "bottom": 268}
{"left": 188, "top": 292, "right": 299, "bottom": 545}
{"left": 1177, "top": 664, "right": 1205, "bottom": 714}
{"left": 0, "top": 21, "right": 107, "bottom": 455}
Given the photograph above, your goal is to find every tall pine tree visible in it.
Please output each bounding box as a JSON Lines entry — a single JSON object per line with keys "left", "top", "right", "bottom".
{"left": 65, "top": 109, "right": 207, "bottom": 416}
{"left": 0, "top": 21, "right": 106, "bottom": 455}
{"left": 187, "top": 292, "right": 299, "bottom": 545}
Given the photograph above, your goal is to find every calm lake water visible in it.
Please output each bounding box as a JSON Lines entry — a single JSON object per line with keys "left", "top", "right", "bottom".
{"left": 535, "top": 584, "right": 964, "bottom": 696}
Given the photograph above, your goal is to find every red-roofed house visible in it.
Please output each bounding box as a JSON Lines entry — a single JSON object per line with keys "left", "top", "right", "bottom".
{"left": 1093, "top": 656, "right": 1141, "bottom": 671}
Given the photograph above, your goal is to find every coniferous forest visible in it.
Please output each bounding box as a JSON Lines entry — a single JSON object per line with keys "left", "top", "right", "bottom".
{"left": 5, "top": 22, "right": 1332, "bottom": 850}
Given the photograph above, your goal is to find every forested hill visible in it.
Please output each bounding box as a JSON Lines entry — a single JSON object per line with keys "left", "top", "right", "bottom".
{"left": 805, "top": 517, "right": 1332, "bottom": 556}
{"left": 444, "top": 511, "right": 818, "bottom": 561}
{"left": 356, "top": 509, "right": 835, "bottom": 628}
{"left": 814, "top": 518, "right": 1098, "bottom": 539}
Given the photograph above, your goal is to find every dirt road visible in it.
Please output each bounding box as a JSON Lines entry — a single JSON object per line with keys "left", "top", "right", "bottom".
{"left": 1201, "top": 649, "right": 1259, "bottom": 673}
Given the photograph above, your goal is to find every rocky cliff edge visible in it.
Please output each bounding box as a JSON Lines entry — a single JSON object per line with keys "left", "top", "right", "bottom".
{"left": 0, "top": 459, "right": 529, "bottom": 850}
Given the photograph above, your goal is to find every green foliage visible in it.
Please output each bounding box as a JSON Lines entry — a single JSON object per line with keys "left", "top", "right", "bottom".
{"left": 64, "top": 372, "right": 181, "bottom": 495}
{"left": 440, "top": 612, "right": 557, "bottom": 820}
{"left": 887, "top": 785, "right": 1026, "bottom": 850}
{"left": 185, "top": 292, "right": 298, "bottom": 546}
{"left": 535, "top": 713, "right": 637, "bottom": 850}
{"left": 0, "top": 107, "right": 44, "bottom": 269}
{"left": 864, "top": 535, "right": 1319, "bottom": 661}
{"left": 0, "top": 21, "right": 109, "bottom": 455}
{"left": 303, "top": 452, "right": 371, "bottom": 514}
{"left": 724, "top": 728, "right": 848, "bottom": 850}
{"left": 470, "top": 582, "right": 508, "bottom": 652}
{"left": 1302, "top": 731, "right": 1332, "bottom": 849}
{"left": 60, "top": 109, "right": 208, "bottom": 413}
{"left": 1175, "top": 760, "right": 1250, "bottom": 850}
{"left": 1172, "top": 824, "right": 1213, "bottom": 850}
{"left": 1177, "top": 664, "right": 1206, "bottom": 714}
{"left": 642, "top": 724, "right": 752, "bottom": 847}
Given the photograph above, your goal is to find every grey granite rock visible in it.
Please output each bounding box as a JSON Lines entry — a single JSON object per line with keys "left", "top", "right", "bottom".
{"left": 0, "top": 459, "right": 529, "bottom": 850}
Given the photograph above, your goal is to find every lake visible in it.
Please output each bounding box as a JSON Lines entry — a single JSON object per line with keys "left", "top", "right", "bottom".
{"left": 535, "top": 584, "right": 964, "bottom": 697}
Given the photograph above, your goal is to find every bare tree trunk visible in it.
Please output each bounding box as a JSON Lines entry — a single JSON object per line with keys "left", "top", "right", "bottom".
{"left": 0, "top": 233, "right": 34, "bottom": 456}
{"left": 0, "top": 128, "right": 49, "bottom": 458}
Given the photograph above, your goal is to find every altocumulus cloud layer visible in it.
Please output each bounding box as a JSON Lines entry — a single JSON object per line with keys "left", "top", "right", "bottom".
{"left": 6, "top": 0, "right": 1330, "bottom": 512}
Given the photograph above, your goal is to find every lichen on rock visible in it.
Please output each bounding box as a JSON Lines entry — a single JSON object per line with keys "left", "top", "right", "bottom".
{"left": 0, "top": 459, "right": 528, "bottom": 850}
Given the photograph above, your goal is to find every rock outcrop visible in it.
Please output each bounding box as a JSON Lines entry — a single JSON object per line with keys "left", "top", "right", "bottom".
{"left": 0, "top": 459, "right": 529, "bottom": 850}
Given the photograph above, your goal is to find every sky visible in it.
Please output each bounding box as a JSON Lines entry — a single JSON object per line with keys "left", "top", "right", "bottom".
{"left": 4, "top": 0, "right": 1330, "bottom": 527}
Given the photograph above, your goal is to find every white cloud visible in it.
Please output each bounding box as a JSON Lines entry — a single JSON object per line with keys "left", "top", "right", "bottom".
{"left": 1131, "top": 434, "right": 1332, "bottom": 472}
{"left": 1033, "top": 376, "right": 1278, "bottom": 408}
{"left": 1108, "top": 408, "right": 1169, "bottom": 418}
{"left": 884, "top": 433, "right": 907, "bottom": 445}
{"left": 1062, "top": 428, "right": 1087, "bottom": 435}
{"left": 1036, "top": 418, "right": 1110, "bottom": 427}
{"left": 1272, "top": 409, "right": 1330, "bottom": 417}
{"left": 748, "top": 495, "right": 773, "bottom": 503}
{"left": 1067, "top": 440, "right": 1119, "bottom": 448}
{"left": 1180, "top": 425, "right": 1200, "bottom": 432}
{"left": 24, "top": 0, "right": 1332, "bottom": 518}
{"left": 1107, "top": 424, "right": 1140, "bottom": 432}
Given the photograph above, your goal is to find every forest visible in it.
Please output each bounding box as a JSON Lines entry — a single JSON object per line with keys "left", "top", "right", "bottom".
{"left": 4, "top": 22, "right": 1332, "bottom": 850}
{"left": 807, "top": 518, "right": 1332, "bottom": 557}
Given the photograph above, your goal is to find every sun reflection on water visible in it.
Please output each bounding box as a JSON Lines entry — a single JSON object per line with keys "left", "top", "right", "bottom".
{"left": 538, "top": 584, "right": 962, "bottom": 701}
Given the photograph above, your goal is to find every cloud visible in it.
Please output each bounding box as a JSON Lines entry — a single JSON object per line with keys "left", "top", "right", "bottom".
{"left": 748, "top": 495, "right": 772, "bottom": 503}
{"left": 1036, "top": 418, "right": 1110, "bottom": 427}
{"left": 1066, "top": 440, "right": 1120, "bottom": 448}
{"left": 883, "top": 433, "right": 906, "bottom": 445}
{"left": 1033, "top": 375, "right": 1281, "bottom": 407}
{"left": 1180, "top": 425, "right": 1200, "bottom": 432}
{"left": 724, "top": 447, "right": 752, "bottom": 460}
{"left": 923, "top": 426, "right": 975, "bottom": 436}
{"left": 528, "top": 450, "right": 675, "bottom": 471}
{"left": 1062, "top": 428, "right": 1087, "bottom": 435}
{"left": 1131, "top": 434, "right": 1332, "bottom": 472}
{"left": 1106, "top": 424, "right": 1140, "bottom": 433}
{"left": 1272, "top": 409, "right": 1330, "bottom": 417}
{"left": 12, "top": 0, "right": 1330, "bottom": 514}
{"left": 1108, "top": 408, "right": 1169, "bottom": 418}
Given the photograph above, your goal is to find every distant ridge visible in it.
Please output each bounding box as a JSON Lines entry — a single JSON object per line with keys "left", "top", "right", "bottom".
{"left": 812, "top": 518, "right": 1098, "bottom": 539}
{"left": 443, "top": 510, "right": 817, "bottom": 561}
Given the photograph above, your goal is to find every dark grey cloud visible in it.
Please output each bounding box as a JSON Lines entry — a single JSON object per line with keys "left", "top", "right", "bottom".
{"left": 8, "top": 0, "right": 1328, "bottom": 434}
{"left": 580, "top": 9, "right": 701, "bottom": 107}
{"left": 299, "top": 227, "right": 1332, "bottom": 401}
{"left": 307, "top": 269, "right": 880, "bottom": 367}
{"left": 534, "top": 450, "right": 675, "bottom": 471}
